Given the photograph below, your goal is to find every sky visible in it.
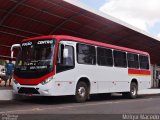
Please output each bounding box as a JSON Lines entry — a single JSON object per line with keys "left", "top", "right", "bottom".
{"left": 78, "top": 0, "right": 160, "bottom": 38}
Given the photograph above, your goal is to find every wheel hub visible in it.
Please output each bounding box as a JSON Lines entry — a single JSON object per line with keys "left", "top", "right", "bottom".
{"left": 131, "top": 86, "right": 136, "bottom": 96}
{"left": 78, "top": 87, "right": 86, "bottom": 97}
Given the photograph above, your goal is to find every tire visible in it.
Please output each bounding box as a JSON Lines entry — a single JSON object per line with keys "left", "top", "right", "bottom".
{"left": 123, "top": 82, "right": 138, "bottom": 99}
{"left": 75, "top": 81, "right": 89, "bottom": 103}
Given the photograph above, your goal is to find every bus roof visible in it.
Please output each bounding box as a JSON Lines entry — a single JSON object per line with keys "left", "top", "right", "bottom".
{"left": 23, "top": 35, "right": 149, "bottom": 56}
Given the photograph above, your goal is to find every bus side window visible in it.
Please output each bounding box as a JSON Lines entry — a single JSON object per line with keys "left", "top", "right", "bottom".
{"left": 77, "top": 43, "right": 96, "bottom": 65}
{"left": 139, "top": 55, "right": 149, "bottom": 69}
{"left": 97, "top": 47, "right": 113, "bottom": 66}
{"left": 127, "top": 53, "right": 139, "bottom": 69}
{"left": 113, "top": 50, "right": 127, "bottom": 68}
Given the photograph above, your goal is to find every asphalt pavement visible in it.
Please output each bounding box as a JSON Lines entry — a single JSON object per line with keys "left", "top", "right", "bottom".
{"left": 0, "top": 89, "right": 160, "bottom": 120}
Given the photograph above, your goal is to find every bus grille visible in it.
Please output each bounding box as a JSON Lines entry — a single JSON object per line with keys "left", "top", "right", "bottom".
{"left": 18, "top": 87, "right": 40, "bottom": 94}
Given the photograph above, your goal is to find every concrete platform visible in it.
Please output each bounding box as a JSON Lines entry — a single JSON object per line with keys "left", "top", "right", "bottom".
{"left": 0, "top": 89, "right": 13, "bottom": 100}
{"left": 0, "top": 88, "right": 160, "bottom": 101}
{"left": 138, "top": 88, "right": 160, "bottom": 95}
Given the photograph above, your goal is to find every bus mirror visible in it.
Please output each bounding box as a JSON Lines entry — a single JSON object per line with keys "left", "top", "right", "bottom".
{"left": 11, "top": 51, "right": 14, "bottom": 59}
{"left": 63, "top": 48, "right": 69, "bottom": 58}
{"left": 11, "top": 44, "right": 21, "bottom": 58}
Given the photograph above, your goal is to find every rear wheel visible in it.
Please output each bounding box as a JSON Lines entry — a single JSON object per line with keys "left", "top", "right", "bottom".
{"left": 123, "top": 82, "right": 138, "bottom": 99}
{"left": 75, "top": 82, "right": 89, "bottom": 103}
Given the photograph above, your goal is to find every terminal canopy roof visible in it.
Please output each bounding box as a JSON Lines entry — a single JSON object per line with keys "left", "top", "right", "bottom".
{"left": 0, "top": 0, "right": 160, "bottom": 65}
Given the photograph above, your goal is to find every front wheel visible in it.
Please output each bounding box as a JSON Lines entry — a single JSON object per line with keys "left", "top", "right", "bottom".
{"left": 75, "top": 82, "right": 89, "bottom": 103}
{"left": 123, "top": 82, "right": 138, "bottom": 99}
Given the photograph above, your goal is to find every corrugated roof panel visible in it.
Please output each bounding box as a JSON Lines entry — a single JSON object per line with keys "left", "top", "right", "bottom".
{"left": 0, "top": 0, "right": 160, "bottom": 64}
{"left": 85, "top": 12, "right": 110, "bottom": 23}
{"left": 0, "top": 34, "right": 21, "bottom": 45}
{"left": 3, "top": 14, "right": 29, "bottom": 28}
{"left": 3, "top": 14, "right": 51, "bottom": 34}
{"left": 60, "top": 2, "right": 83, "bottom": 13}
{"left": 94, "top": 32, "right": 113, "bottom": 40}
{"left": 24, "top": 0, "right": 54, "bottom": 10}
{"left": 77, "top": 26, "right": 96, "bottom": 35}
{"left": 47, "top": 0, "right": 64, "bottom": 5}
{"left": 61, "top": 21, "right": 81, "bottom": 31}
{"left": 0, "top": 26, "right": 37, "bottom": 37}
{"left": 0, "top": 48, "right": 9, "bottom": 56}
{"left": 0, "top": 10, "right": 6, "bottom": 18}
{"left": 0, "top": 0, "right": 16, "bottom": 11}
{"left": 48, "top": 6, "right": 75, "bottom": 18}
{"left": 115, "top": 30, "right": 130, "bottom": 38}
{"left": 73, "top": 15, "right": 96, "bottom": 25}
{"left": 31, "top": 12, "right": 64, "bottom": 26}
{"left": 14, "top": 4, "right": 40, "bottom": 18}
{"left": 53, "top": 28, "right": 76, "bottom": 35}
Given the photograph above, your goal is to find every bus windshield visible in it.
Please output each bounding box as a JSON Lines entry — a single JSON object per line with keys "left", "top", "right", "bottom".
{"left": 14, "top": 39, "right": 56, "bottom": 79}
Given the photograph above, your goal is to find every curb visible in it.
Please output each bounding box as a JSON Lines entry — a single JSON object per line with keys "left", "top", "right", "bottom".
{"left": 0, "top": 90, "right": 13, "bottom": 100}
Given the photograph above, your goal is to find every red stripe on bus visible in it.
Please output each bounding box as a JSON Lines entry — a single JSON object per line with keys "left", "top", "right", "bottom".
{"left": 14, "top": 72, "right": 55, "bottom": 85}
{"left": 128, "top": 69, "right": 151, "bottom": 75}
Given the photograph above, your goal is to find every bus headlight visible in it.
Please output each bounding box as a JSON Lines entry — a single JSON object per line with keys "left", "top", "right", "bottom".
{"left": 13, "top": 79, "right": 18, "bottom": 84}
{"left": 41, "top": 76, "right": 53, "bottom": 85}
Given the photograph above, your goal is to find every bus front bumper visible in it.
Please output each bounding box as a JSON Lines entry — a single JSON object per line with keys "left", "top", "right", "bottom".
{"left": 13, "top": 81, "right": 55, "bottom": 96}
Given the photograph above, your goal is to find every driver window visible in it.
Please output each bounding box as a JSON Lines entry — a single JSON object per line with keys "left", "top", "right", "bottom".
{"left": 63, "top": 46, "right": 74, "bottom": 66}
{"left": 57, "top": 44, "right": 75, "bottom": 73}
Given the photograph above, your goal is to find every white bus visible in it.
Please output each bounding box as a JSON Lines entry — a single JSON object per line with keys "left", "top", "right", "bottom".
{"left": 11, "top": 35, "right": 151, "bottom": 102}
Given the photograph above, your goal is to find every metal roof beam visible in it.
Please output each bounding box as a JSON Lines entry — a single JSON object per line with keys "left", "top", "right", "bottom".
{"left": 10, "top": 13, "right": 87, "bottom": 37}
{"left": 0, "top": 0, "right": 26, "bottom": 26}
{"left": 0, "top": 31, "right": 27, "bottom": 38}
{"left": 46, "top": 0, "right": 110, "bottom": 27}
{"left": 0, "top": 55, "right": 15, "bottom": 59}
{"left": 0, "top": 44, "right": 11, "bottom": 48}
{"left": 1, "top": 25, "right": 44, "bottom": 36}
{"left": 87, "top": 26, "right": 109, "bottom": 39}
{"left": 0, "top": 4, "right": 111, "bottom": 37}
{"left": 49, "top": 11, "right": 86, "bottom": 34}
{"left": 10, "top": 0, "right": 66, "bottom": 20}
{"left": 8, "top": 13, "right": 89, "bottom": 37}
{"left": 9, "top": 0, "right": 111, "bottom": 34}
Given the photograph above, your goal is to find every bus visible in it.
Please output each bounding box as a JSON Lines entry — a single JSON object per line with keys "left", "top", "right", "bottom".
{"left": 11, "top": 35, "right": 151, "bottom": 102}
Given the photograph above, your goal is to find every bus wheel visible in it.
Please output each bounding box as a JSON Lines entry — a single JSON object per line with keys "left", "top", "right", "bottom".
{"left": 123, "top": 82, "right": 138, "bottom": 99}
{"left": 75, "top": 82, "right": 88, "bottom": 103}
